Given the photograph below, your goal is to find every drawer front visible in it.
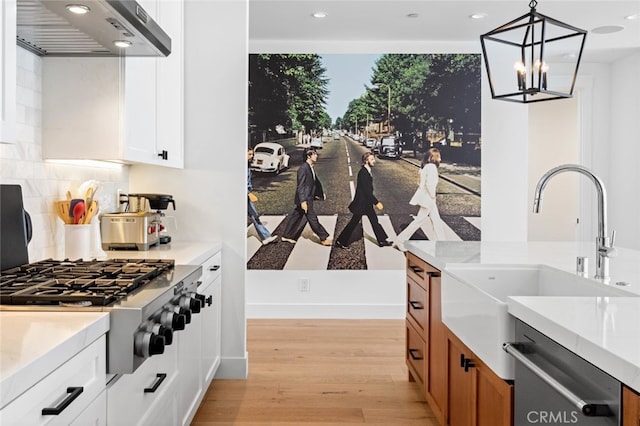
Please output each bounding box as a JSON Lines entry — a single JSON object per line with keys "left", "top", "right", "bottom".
{"left": 0, "top": 336, "right": 106, "bottom": 426}
{"left": 406, "top": 252, "right": 439, "bottom": 284}
{"left": 107, "top": 341, "right": 178, "bottom": 425}
{"left": 406, "top": 320, "right": 427, "bottom": 387}
{"left": 200, "top": 251, "right": 221, "bottom": 286}
{"left": 407, "top": 277, "right": 428, "bottom": 337}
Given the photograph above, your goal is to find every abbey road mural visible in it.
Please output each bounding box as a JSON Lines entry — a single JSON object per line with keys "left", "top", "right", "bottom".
{"left": 247, "top": 54, "right": 481, "bottom": 270}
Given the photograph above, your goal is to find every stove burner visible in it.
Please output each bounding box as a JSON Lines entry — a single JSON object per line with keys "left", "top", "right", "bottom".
{"left": 0, "top": 258, "right": 174, "bottom": 306}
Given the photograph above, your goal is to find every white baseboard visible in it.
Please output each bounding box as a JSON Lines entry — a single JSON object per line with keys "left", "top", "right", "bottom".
{"left": 246, "top": 303, "right": 405, "bottom": 319}
{"left": 215, "top": 353, "right": 248, "bottom": 379}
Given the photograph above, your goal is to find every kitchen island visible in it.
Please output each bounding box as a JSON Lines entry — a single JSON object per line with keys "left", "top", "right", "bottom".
{"left": 406, "top": 240, "right": 640, "bottom": 393}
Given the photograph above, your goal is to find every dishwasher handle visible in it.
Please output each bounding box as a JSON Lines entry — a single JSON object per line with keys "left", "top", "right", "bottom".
{"left": 503, "top": 342, "right": 612, "bottom": 417}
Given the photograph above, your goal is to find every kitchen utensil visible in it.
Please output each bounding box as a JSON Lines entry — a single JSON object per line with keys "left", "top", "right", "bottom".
{"left": 54, "top": 201, "right": 73, "bottom": 224}
{"left": 82, "top": 200, "right": 99, "bottom": 224}
{"left": 72, "top": 201, "right": 86, "bottom": 224}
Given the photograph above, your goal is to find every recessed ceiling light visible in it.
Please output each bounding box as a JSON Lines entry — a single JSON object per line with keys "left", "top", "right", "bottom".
{"left": 625, "top": 13, "right": 640, "bottom": 20}
{"left": 591, "top": 25, "right": 625, "bottom": 34}
{"left": 114, "top": 40, "right": 132, "bottom": 48}
{"left": 407, "top": 13, "right": 419, "bottom": 18}
{"left": 312, "top": 11, "right": 327, "bottom": 18}
{"left": 65, "top": 4, "right": 90, "bottom": 14}
{"left": 470, "top": 13, "right": 488, "bottom": 19}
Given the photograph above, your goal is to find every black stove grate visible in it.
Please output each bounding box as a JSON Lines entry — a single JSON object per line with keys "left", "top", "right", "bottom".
{"left": 0, "top": 258, "right": 174, "bottom": 306}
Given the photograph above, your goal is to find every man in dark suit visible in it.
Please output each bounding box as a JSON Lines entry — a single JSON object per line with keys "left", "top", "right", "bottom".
{"left": 280, "top": 148, "right": 332, "bottom": 246}
{"left": 335, "top": 151, "right": 391, "bottom": 248}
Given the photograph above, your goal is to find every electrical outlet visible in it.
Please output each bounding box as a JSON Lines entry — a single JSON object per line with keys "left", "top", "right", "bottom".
{"left": 298, "top": 278, "right": 310, "bottom": 292}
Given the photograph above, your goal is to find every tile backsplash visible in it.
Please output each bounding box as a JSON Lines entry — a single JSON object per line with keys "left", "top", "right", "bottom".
{"left": 0, "top": 47, "right": 129, "bottom": 262}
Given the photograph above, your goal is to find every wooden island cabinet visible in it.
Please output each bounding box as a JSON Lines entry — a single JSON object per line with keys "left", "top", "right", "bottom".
{"left": 405, "top": 252, "right": 512, "bottom": 426}
{"left": 624, "top": 386, "right": 640, "bottom": 426}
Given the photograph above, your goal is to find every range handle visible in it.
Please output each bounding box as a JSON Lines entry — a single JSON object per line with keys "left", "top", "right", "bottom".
{"left": 503, "top": 343, "right": 612, "bottom": 417}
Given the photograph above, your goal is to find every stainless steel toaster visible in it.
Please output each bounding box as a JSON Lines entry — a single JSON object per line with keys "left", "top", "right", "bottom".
{"left": 100, "top": 212, "right": 160, "bottom": 251}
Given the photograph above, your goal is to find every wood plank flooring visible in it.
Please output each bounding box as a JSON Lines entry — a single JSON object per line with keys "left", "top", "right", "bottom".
{"left": 192, "top": 319, "right": 437, "bottom": 425}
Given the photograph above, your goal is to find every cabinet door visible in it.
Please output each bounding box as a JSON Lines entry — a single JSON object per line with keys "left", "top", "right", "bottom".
{"left": 0, "top": 0, "right": 16, "bottom": 144}
{"left": 200, "top": 276, "right": 221, "bottom": 386}
{"left": 623, "top": 386, "right": 640, "bottom": 426}
{"left": 476, "top": 361, "right": 512, "bottom": 426}
{"left": 427, "top": 274, "right": 447, "bottom": 424}
{"left": 178, "top": 301, "right": 204, "bottom": 425}
{"left": 447, "top": 337, "right": 475, "bottom": 426}
{"left": 70, "top": 391, "right": 106, "bottom": 426}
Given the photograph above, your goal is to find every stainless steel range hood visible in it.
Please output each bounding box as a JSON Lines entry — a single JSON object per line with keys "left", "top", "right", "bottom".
{"left": 17, "top": 0, "right": 171, "bottom": 57}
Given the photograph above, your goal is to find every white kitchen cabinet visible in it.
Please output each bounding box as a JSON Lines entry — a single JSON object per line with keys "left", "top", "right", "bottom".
{"left": 70, "top": 390, "right": 106, "bottom": 426}
{"left": 0, "top": 0, "right": 16, "bottom": 144}
{"left": 107, "top": 338, "right": 179, "bottom": 426}
{"left": 41, "top": 0, "right": 184, "bottom": 168}
{"left": 200, "top": 251, "right": 222, "bottom": 386}
{"left": 0, "top": 336, "right": 106, "bottom": 425}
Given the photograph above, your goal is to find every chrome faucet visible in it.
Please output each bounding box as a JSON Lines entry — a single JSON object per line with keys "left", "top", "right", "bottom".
{"left": 533, "top": 164, "right": 616, "bottom": 283}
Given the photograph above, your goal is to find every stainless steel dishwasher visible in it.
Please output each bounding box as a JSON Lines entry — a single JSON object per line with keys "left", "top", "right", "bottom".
{"left": 504, "top": 320, "right": 620, "bottom": 425}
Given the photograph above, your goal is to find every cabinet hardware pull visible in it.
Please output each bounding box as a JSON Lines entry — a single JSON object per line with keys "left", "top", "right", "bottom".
{"left": 464, "top": 358, "right": 475, "bottom": 372}
{"left": 409, "top": 266, "right": 423, "bottom": 274}
{"left": 209, "top": 265, "right": 220, "bottom": 271}
{"left": 157, "top": 150, "right": 168, "bottom": 160}
{"left": 408, "top": 349, "right": 423, "bottom": 360}
{"left": 427, "top": 272, "right": 441, "bottom": 277}
{"left": 408, "top": 301, "right": 423, "bottom": 310}
{"left": 460, "top": 353, "right": 466, "bottom": 368}
{"left": 42, "top": 386, "right": 84, "bottom": 415}
{"left": 206, "top": 295, "right": 213, "bottom": 306}
{"left": 144, "top": 373, "right": 168, "bottom": 393}
{"left": 504, "top": 343, "right": 612, "bottom": 416}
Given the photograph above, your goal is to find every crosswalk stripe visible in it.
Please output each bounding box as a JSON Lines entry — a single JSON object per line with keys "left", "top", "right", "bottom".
{"left": 283, "top": 215, "right": 338, "bottom": 270}
{"left": 246, "top": 214, "right": 286, "bottom": 259}
{"left": 361, "top": 214, "right": 406, "bottom": 270}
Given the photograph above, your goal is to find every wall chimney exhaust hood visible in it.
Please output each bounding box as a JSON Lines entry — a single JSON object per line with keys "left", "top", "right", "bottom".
{"left": 17, "top": 0, "right": 171, "bottom": 57}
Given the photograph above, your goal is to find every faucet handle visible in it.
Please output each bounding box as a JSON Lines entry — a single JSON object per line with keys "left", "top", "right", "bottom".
{"left": 610, "top": 230, "right": 616, "bottom": 247}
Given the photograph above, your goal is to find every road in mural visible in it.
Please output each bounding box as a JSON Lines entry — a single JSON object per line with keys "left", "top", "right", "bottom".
{"left": 247, "top": 54, "right": 481, "bottom": 270}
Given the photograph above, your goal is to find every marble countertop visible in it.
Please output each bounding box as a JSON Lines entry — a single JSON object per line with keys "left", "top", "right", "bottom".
{"left": 103, "top": 240, "right": 222, "bottom": 265}
{"left": 406, "top": 240, "right": 640, "bottom": 392}
{"left": 0, "top": 312, "right": 109, "bottom": 408}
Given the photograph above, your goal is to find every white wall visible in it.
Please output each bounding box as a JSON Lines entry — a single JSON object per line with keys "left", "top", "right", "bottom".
{"left": 129, "top": 0, "right": 249, "bottom": 379}
{"left": 0, "top": 47, "right": 128, "bottom": 262}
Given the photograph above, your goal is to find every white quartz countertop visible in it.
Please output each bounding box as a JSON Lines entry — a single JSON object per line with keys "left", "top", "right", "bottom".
{"left": 104, "top": 240, "right": 222, "bottom": 265}
{"left": 406, "top": 240, "right": 640, "bottom": 392}
{"left": 0, "top": 312, "right": 109, "bottom": 408}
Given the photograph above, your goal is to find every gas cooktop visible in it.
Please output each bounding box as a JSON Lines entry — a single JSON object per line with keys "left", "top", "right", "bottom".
{"left": 0, "top": 258, "right": 175, "bottom": 307}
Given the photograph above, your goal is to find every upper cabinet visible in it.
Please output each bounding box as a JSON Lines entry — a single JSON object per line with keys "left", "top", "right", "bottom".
{"left": 41, "top": 0, "right": 184, "bottom": 168}
{"left": 0, "top": 0, "right": 17, "bottom": 144}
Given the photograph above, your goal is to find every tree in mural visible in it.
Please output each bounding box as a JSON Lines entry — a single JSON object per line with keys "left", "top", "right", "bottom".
{"left": 248, "top": 54, "right": 330, "bottom": 144}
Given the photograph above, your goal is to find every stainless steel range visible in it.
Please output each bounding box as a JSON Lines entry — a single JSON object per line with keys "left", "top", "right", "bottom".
{"left": 0, "top": 258, "right": 204, "bottom": 374}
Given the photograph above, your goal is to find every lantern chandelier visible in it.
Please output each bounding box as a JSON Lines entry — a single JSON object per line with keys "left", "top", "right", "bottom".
{"left": 480, "top": 0, "right": 587, "bottom": 103}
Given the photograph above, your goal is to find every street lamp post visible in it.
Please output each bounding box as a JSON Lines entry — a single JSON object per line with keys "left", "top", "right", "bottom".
{"left": 373, "top": 82, "right": 391, "bottom": 134}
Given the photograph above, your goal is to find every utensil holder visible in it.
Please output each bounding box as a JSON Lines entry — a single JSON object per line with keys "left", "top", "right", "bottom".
{"left": 64, "top": 224, "right": 91, "bottom": 260}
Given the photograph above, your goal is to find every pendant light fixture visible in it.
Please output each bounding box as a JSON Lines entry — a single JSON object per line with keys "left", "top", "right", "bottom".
{"left": 480, "top": 0, "right": 587, "bottom": 103}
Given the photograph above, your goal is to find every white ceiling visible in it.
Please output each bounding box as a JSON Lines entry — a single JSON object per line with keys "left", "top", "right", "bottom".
{"left": 249, "top": 0, "right": 640, "bottom": 62}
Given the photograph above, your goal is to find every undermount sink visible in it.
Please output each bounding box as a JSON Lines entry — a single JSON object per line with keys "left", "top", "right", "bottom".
{"left": 441, "top": 264, "right": 636, "bottom": 380}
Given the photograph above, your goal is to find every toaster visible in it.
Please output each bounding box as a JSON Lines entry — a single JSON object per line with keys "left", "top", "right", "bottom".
{"left": 100, "top": 212, "right": 160, "bottom": 250}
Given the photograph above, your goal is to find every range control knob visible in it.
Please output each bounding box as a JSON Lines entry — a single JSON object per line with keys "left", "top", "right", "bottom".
{"left": 134, "top": 331, "right": 165, "bottom": 358}
{"left": 193, "top": 293, "right": 206, "bottom": 308}
{"left": 179, "top": 295, "right": 201, "bottom": 314}
{"left": 157, "top": 309, "right": 186, "bottom": 331}
{"left": 172, "top": 306, "right": 191, "bottom": 324}
{"left": 146, "top": 323, "right": 173, "bottom": 346}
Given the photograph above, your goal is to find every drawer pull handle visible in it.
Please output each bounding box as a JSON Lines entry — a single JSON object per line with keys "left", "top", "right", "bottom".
{"left": 464, "top": 358, "right": 475, "bottom": 372}
{"left": 206, "top": 295, "right": 213, "bottom": 307}
{"left": 409, "top": 266, "right": 423, "bottom": 274}
{"left": 427, "top": 271, "right": 441, "bottom": 278}
{"left": 408, "top": 301, "right": 423, "bottom": 310}
{"left": 42, "top": 386, "right": 84, "bottom": 415}
{"left": 209, "top": 265, "right": 220, "bottom": 271}
{"left": 408, "top": 348, "right": 424, "bottom": 361}
{"left": 144, "top": 373, "right": 167, "bottom": 393}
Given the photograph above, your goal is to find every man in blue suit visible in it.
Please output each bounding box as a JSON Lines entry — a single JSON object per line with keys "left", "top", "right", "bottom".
{"left": 280, "top": 148, "right": 332, "bottom": 246}
{"left": 335, "top": 151, "right": 391, "bottom": 248}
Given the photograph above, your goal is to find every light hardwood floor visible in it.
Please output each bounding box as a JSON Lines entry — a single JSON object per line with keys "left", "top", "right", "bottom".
{"left": 192, "top": 319, "right": 437, "bottom": 425}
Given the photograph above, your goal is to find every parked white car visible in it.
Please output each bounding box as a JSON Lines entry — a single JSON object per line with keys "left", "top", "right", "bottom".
{"left": 310, "top": 137, "right": 324, "bottom": 149}
{"left": 251, "top": 142, "right": 290, "bottom": 173}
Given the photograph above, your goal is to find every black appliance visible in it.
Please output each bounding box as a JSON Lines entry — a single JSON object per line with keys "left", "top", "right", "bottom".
{"left": 0, "top": 185, "right": 32, "bottom": 271}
